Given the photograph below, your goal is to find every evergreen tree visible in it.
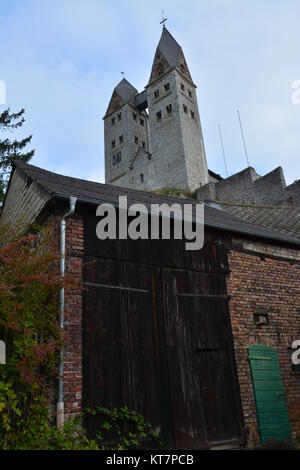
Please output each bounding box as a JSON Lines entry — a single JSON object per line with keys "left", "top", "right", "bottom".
{"left": 0, "top": 108, "right": 34, "bottom": 201}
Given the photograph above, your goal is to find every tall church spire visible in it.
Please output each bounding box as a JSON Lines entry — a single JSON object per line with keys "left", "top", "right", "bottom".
{"left": 148, "top": 27, "right": 193, "bottom": 87}
{"left": 145, "top": 27, "right": 209, "bottom": 190}
{"left": 104, "top": 27, "right": 209, "bottom": 191}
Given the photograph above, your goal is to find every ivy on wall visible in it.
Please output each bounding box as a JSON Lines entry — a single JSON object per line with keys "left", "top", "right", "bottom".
{"left": 0, "top": 224, "right": 63, "bottom": 449}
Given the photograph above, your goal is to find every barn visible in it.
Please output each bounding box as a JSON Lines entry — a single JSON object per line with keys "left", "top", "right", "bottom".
{"left": 1, "top": 160, "right": 300, "bottom": 449}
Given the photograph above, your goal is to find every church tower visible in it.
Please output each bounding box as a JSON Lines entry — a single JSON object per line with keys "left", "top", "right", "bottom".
{"left": 104, "top": 78, "right": 149, "bottom": 187}
{"left": 104, "top": 28, "right": 209, "bottom": 192}
{"left": 145, "top": 27, "right": 208, "bottom": 191}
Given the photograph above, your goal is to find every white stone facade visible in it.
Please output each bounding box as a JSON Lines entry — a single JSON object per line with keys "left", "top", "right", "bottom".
{"left": 103, "top": 28, "right": 209, "bottom": 192}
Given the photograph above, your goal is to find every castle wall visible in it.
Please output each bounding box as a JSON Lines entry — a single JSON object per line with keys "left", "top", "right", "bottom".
{"left": 197, "top": 166, "right": 300, "bottom": 206}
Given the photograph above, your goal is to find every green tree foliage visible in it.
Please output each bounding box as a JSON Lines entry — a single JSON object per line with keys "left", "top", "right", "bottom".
{"left": 0, "top": 108, "right": 34, "bottom": 201}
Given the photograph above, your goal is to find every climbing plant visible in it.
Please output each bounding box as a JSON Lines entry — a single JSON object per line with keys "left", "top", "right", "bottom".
{"left": 0, "top": 223, "right": 161, "bottom": 450}
{"left": 0, "top": 224, "right": 63, "bottom": 449}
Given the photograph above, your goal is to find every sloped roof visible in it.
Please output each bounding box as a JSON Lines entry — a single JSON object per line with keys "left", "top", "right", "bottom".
{"left": 215, "top": 201, "right": 300, "bottom": 240}
{"left": 147, "top": 28, "right": 193, "bottom": 87}
{"left": 6, "top": 161, "right": 300, "bottom": 247}
{"left": 156, "top": 28, "right": 182, "bottom": 69}
{"left": 104, "top": 78, "right": 138, "bottom": 117}
{"left": 114, "top": 78, "right": 137, "bottom": 104}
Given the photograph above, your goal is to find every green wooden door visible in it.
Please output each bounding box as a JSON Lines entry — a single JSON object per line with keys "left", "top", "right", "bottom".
{"left": 248, "top": 345, "right": 292, "bottom": 444}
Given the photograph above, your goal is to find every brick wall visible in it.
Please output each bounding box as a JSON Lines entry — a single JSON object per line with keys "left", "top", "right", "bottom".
{"left": 61, "top": 214, "right": 84, "bottom": 420}
{"left": 227, "top": 247, "right": 300, "bottom": 447}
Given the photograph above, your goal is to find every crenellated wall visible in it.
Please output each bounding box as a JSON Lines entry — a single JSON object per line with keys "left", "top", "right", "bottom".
{"left": 196, "top": 166, "right": 300, "bottom": 207}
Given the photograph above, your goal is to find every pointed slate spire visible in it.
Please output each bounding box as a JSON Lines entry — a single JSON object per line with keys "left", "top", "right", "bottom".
{"left": 105, "top": 78, "right": 138, "bottom": 117}
{"left": 147, "top": 28, "right": 193, "bottom": 86}
{"left": 156, "top": 27, "right": 181, "bottom": 68}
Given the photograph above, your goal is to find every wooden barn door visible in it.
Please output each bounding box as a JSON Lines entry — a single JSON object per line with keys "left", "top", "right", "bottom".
{"left": 83, "top": 258, "right": 162, "bottom": 439}
{"left": 83, "top": 257, "right": 244, "bottom": 448}
{"left": 162, "top": 269, "right": 244, "bottom": 449}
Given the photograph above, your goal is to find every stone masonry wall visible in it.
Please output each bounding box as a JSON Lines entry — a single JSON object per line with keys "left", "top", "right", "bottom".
{"left": 196, "top": 166, "right": 300, "bottom": 207}
{"left": 227, "top": 246, "right": 300, "bottom": 447}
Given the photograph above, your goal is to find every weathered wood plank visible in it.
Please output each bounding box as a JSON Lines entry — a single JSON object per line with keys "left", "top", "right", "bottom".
{"left": 0, "top": 168, "right": 51, "bottom": 227}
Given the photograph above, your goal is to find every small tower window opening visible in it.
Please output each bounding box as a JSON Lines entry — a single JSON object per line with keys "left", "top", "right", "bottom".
{"left": 111, "top": 117, "right": 115, "bottom": 125}
{"left": 140, "top": 173, "right": 144, "bottom": 183}
{"left": 142, "top": 141, "right": 146, "bottom": 149}
{"left": 180, "top": 63, "right": 186, "bottom": 74}
{"left": 135, "top": 136, "right": 138, "bottom": 144}
{"left": 166, "top": 104, "right": 172, "bottom": 114}
{"left": 119, "top": 135, "right": 123, "bottom": 144}
{"left": 111, "top": 140, "right": 116, "bottom": 149}
{"left": 112, "top": 151, "right": 122, "bottom": 166}
{"left": 190, "top": 111, "right": 195, "bottom": 120}
{"left": 164, "top": 83, "right": 170, "bottom": 92}
{"left": 140, "top": 118, "right": 144, "bottom": 127}
{"left": 118, "top": 112, "right": 122, "bottom": 121}
{"left": 154, "top": 89, "right": 160, "bottom": 99}
{"left": 188, "top": 90, "right": 192, "bottom": 98}
{"left": 132, "top": 112, "right": 137, "bottom": 121}
{"left": 183, "top": 104, "right": 188, "bottom": 114}
{"left": 181, "top": 83, "right": 185, "bottom": 92}
{"left": 156, "top": 111, "right": 162, "bottom": 121}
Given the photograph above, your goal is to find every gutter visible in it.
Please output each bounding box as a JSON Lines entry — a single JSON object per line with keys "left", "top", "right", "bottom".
{"left": 57, "top": 196, "right": 77, "bottom": 428}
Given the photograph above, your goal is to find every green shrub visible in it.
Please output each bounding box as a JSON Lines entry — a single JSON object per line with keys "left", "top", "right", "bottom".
{"left": 85, "top": 405, "right": 162, "bottom": 450}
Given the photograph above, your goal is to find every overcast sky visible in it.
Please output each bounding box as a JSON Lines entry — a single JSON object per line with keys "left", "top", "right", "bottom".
{"left": 1, "top": 0, "right": 300, "bottom": 184}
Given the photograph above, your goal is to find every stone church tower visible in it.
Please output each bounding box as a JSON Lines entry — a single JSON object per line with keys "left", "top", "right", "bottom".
{"left": 104, "top": 27, "right": 209, "bottom": 191}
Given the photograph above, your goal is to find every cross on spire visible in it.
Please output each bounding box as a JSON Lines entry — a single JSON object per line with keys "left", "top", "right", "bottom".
{"left": 160, "top": 10, "right": 167, "bottom": 28}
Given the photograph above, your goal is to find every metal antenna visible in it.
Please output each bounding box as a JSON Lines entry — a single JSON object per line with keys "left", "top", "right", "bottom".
{"left": 237, "top": 109, "right": 250, "bottom": 167}
{"left": 160, "top": 10, "right": 167, "bottom": 28}
{"left": 120, "top": 72, "right": 125, "bottom": 78}
{"left": 218, "top": 124, "right": 229, "bottom": 177}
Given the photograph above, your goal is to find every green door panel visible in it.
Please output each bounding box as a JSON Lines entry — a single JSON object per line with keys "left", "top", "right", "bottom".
{"left": 248, "top": 345, "right": 292, "bottom": 445}
{"left": 255, "top": 390, "right": 287, "bottom": 402}
{"left": 253, "top": 380, "right": 284, "bottom": 392}
{"left": 251, "top": 369, "right": 282, "bottom": 381}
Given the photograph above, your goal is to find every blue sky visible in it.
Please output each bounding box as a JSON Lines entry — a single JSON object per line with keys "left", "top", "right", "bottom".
{"left": 1, "top": 0, "right": 300, "bottom": 184}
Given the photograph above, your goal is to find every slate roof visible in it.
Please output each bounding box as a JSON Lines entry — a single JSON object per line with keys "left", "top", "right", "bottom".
{"left": 114, "top": 78, "right": 137, "bottom": 105}
{"left": 215, "top": 201, "right": 300, "bottom": 240}
{"left": 134, "top": 90, "right": 147, "bottom": 110}
{"left": 9, "top": 161, "right": 300, "bottom": 247}
{"left": 156, "top": 28, "right": 182, "bottom": 68}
